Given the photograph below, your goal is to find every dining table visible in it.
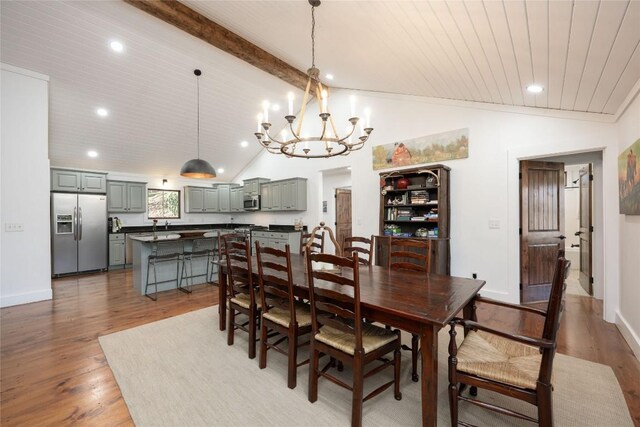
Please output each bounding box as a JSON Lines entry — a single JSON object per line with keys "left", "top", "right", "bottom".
{"left": 217, "top": 253, "right": 485, "bottom": 427}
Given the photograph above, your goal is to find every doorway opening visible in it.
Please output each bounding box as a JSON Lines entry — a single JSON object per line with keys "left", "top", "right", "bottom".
{"left": 320, "top": 167, "right": 351, "bottom": 254}
{"left": 519, "top": 151, "right": 603, "bottom": 304}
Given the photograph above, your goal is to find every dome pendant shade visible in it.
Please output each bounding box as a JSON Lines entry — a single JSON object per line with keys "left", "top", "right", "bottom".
{"left": 180, "top": 158, "right": 216, "bottom": 178}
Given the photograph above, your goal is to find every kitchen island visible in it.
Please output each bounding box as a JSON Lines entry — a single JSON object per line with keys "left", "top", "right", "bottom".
{"left": 130, "top": 231, "right": 225, "bottom": 296}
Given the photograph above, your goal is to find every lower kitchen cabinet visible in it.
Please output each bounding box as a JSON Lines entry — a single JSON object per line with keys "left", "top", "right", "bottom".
{"left": 109, "top": 234, "right": 126, "bottom": 268}
{"left": 252, "top": 230, "right": 301, "bottom": 253}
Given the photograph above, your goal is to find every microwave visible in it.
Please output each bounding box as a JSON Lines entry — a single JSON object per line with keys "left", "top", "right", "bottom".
{"left": 243, "top": 195, "right": 260, "bottom": 211}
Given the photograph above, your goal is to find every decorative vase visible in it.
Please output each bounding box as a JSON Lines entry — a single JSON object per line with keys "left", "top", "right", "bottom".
{"left": 396, "top": 177, "right": 409, "bottom": 189}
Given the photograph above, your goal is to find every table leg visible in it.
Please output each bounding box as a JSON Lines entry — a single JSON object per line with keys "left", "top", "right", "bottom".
{"left": 420, "top": 325, "right": 438, "bottom": 427}
{"left": 218, "top": 269, "right": 227, "bottom": 331}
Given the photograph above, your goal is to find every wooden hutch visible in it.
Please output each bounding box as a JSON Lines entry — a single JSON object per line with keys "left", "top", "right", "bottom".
{"left": 375, "top": 164, "right": 451, "bottom": 274}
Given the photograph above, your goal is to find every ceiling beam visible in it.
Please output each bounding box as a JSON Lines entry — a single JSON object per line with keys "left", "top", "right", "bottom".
{"left": 123, "top": 0, "right": 309, "bottom": 91}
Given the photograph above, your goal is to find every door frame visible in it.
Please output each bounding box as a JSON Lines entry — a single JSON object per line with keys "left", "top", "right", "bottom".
{"left": 508, "top": 146, "right": 616, "bottom": 323}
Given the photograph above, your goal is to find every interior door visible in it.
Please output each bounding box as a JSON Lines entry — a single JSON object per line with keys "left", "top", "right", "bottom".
{"left": 578, "top": 165, "right": 593, "bottom": 295}
{"left": 335, "top": 188, "right": 352, "bottom": 255}
{"left": 520, "top": 161, "right": 565, "bottom": 303}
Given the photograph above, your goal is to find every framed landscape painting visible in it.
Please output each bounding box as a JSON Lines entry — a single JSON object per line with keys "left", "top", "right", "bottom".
{"left": 619, "top": 138, "right": 640, "bottom": 215}
{"left": 372, "top": 128, "right": 469, "bottom": 170}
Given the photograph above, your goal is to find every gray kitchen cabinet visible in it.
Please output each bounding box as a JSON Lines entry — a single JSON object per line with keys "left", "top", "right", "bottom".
{"left": 217, "top": 185, "right": 231, "bottom": 212}
{"left": 230, "top": 186, "right": 244, "bottom": 212}
{"left": 261, "top": 182, "right": 282, "bottom": 211}
{"left": 281, "top": 178, "right": 307, "bottom": 211}
{"left": 243, "top": 178, "right": 270, "bottom": 197}
{"left": 252, "top": 230, "right": 301, "bottom": 253}
{"left": 260, "top": 178, "right": 307, "bottom": 211}
{"left": 185, "top": 186, "right": 219, "bottom": 212}
{"left": 108, "top": 234, "right": 125, "bottom": 268}
{"left": 107, "top": 181, "right": 147, "bottom": 213}
{"left": 51, "top": 169, "right": 107, "bottom": 193}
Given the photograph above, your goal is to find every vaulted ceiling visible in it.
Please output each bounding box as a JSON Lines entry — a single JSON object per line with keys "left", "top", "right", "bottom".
{"left": 1, "top": 1, "right": 639, "bottom": 179}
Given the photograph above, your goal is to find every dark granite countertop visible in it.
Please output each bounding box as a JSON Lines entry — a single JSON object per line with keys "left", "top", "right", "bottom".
{"left": 109, "top": 223, "right": 254, "bottom": 234}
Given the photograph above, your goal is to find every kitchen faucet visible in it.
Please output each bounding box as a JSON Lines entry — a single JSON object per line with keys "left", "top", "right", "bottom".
{"left": 152, "top": 219, "right": 158, "bottom": 240}
{"left": 165, "top": 220, "right": 170, "bottom": 230}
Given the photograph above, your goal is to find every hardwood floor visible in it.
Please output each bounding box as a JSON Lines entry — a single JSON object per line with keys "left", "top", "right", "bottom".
{"left": 1, "top": 269, "right": 638, "bottom": 426}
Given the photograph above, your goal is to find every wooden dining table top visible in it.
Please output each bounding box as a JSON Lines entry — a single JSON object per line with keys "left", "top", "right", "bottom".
{"left": 224, "top": 252, "right": 486, "bottom": 329}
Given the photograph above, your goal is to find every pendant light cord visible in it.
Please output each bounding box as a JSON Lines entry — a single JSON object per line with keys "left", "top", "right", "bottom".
{"left": 311, "top": 5, "right": 316, "bottom": 68}
{"left": 196, "top": 74, "right": 200, "bottom": 159}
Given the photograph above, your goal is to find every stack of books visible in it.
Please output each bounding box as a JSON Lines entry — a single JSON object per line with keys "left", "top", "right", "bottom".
{"left": 396, "top": 208, "right": 414, "bottom": 221}
{"left": 410, "top": 190, "right": 429, "bottom": 204}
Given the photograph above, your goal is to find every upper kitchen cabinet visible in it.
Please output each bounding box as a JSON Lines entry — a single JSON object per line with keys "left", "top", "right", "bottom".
{"left": 217, "top": 185, "right": 231, "bottom": 213}
{"left": 107, "top": 181, "right": 146, "bottom": 213}
{"left": 260, "top": 178, "right": 307, "bottom": 211}
{"left": 185, "top": 186, "right": 219, "bottom": 213}
{"left": 51, "top": 169, "right": 107, "bottom": 193}
{"left": 230, "top": 186, "right": 244, "bottom": 212}
{"left": 243, "top": 178, "right": 270, "bottom": 197}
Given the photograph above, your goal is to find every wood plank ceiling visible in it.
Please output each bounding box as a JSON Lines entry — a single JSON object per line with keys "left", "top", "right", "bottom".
{"left": 1, "top": 1, "right": 639, "bottom": 178}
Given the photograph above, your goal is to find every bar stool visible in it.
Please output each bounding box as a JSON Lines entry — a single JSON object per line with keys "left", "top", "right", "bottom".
{"left": 180, "top": 237, "right": 217, "bottom": 290}
{"left": 145, "top": 240, "right": 184, "bottom": 301}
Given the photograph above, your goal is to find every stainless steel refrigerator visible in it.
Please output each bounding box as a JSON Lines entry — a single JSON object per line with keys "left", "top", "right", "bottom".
{"left": 51, "top": 193, "right": 107, "bottom": 276}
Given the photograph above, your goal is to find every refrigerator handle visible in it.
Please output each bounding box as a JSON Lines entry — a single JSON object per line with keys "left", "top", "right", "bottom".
{"left": 78, "top": 207, "right": 83, "bottom": 240}
{"left": 73, "top": 207, "right": 78, "bottom": 241}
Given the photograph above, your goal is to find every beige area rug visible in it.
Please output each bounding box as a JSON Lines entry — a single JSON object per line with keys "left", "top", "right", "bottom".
{"left": 99, "top": 307, "right": 633, "bottom": 427}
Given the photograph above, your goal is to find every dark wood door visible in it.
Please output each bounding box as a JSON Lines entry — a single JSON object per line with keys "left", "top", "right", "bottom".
{"left": 335, "top": 188, "right": 352, "bottom": 255}
{"left": 579, "top": 165, "right": 593, "bottom": 295}
{"left": 520, "top": 161, "right": 565, "bottom": 303}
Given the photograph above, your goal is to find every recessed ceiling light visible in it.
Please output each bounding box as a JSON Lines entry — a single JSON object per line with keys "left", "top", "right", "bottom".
{"left": 326, "top": 74, "right": 334, "bottom": 80}
{"left": 526, "top": 84, "right": 544, "bottom": 94}
{"left": 240, "top": 141, "right": 249, "bottom": 148}
{"left": 347, "top": 166, "right": 352, "bottom": 170}
{"left": 109, "top": 41, "right": 124, "bottom": 53}
{"left": 87, "top": 150, "right": 98, "bottom": 158}
{"left": 218, "top": 168, "right": 224, "bottom": 174}
{"left": 96, "top": 108, "right": 109, "bottom": 117}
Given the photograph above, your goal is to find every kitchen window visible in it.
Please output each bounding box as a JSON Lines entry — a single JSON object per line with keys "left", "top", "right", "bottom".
{"left": 148, "top": 189, "right": 180, "bottom": 219}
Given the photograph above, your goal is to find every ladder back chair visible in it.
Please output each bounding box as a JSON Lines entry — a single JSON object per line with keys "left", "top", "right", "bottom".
{"left": 255, "top": 242, "right": 312, "bottom": 389}
{"left": 343, "top": 235, "right": 374, "bottom": 266}
{"left": 223, "top": 234, "right": 261, "bottom": 359}
{"left": 388, "top": 237, "right": 432, "bottom": 382}
{"left": 300, "top": 231, "right": 325, "bottom": 255}
{"left": 307, "top": 252, "right": 402, "bottom": 427}
{"left": 447, "top": 256, "right": 571, "bottom": 427}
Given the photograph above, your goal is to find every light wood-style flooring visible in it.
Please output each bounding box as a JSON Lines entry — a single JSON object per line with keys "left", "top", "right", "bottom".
{"left": 1, "top": 269, "right": 638, "bottom": 426}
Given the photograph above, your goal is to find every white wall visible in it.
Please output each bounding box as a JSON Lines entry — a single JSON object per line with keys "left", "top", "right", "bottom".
{"left": 236, "top": 89, "right": 621, "bottom": 311}
{"left": 1, "top": 64, "right": 52, "bottom": 307}
{"left": 616, "top": 93, "right": 640, "bottom": 358}
{"left": 564, "top": 164, "right": 583, "bottom": 266}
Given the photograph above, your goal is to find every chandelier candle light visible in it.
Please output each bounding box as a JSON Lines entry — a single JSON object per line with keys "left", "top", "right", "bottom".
{"left": 254, "top": 0, "right": 373, "bottom": 159}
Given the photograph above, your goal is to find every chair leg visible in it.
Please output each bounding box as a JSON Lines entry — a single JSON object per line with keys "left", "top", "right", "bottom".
{"left": 448, "top": 382, "right": 459, "bottom": 427}
{"left": 153, "top": 260, "right": 158, "bottom": 301}
{"left": 537, "top": 383, "right": 554, "bottom": 427}
{"left": 227, "top": 307, "right": 235, "bottom": 346}
{"left": 308, "top": 342, "right": 319, "bottom": 403}
{"left": 259, "top": 320, "right": 268, "bottom": 369}
{"left": 393, "top": 348, "right": 402, "bottom": 400}
{"left": 248, "top": 309, "right": 257, "bottom": 359}
{"left": 287, "top": 328, "right": 298, "bottom": 389}
{"left": 411, "top": 333, "right": 419, "bottom": 382}
{"left": 351, "top": 352, "right": 364, "bottom": 427}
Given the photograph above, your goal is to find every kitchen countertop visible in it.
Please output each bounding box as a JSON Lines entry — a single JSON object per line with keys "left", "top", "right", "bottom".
{"left": 109, "top": 223, "right": 254, "bottom": 234}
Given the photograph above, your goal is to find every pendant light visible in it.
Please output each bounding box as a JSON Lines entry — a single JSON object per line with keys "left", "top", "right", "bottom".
{"left": 180, "top": 69, "right": 216, "bottom": 178}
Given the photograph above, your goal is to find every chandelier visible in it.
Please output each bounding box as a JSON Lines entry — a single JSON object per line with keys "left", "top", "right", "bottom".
{"left": 253, "top": 0, "right": 373, "bottom": 159}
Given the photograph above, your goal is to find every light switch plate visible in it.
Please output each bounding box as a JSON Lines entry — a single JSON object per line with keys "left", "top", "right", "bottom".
{"left": 488, "top": 219, "right": 500, "bottom": 229}
{"left": 5, "top": 223, "right": 24, "bottom": 232}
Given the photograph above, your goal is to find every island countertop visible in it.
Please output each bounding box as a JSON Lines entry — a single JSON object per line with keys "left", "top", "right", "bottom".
{"left": 127, "top": 231, "right": 221, "bottom": 242}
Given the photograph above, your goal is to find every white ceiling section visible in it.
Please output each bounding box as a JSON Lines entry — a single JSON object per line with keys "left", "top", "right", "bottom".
{"left": 1, "top": 1, "right": 639, "bottom": 178}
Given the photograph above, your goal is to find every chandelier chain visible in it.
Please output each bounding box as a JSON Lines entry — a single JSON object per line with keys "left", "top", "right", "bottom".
{"left": 311, "top": 6, "right": 316, "bottom": 68}
{"left": 196, "top": 73, "right": 200, "bottom": 159}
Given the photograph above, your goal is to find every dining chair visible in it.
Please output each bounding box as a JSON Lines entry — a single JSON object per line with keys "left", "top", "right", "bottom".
{"left": 306, "top": 251, "right": 402, "bottom": 427}
{"left": 447, "top": 256, "right": 571, "bottom": 426}
{"left": 388, "top": 237, "right": 431, "bottom": 382}
{"left": 223, "top": 234, "right": 261, "bottom": 359}
{"left": 255, "top": 241, "right": 312, "bottom": 389}
{"left": 300, "top": 231, "right": 324, "bottom": 255}
{"left": 343, "top": 235, "right": 374, "bottom": 266}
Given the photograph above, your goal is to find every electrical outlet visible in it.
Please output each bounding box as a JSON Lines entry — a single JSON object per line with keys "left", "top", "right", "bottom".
{"left": 488, "top": 219, "right": 500, "bottom": 229}
{"left": 472, "top": 273, "right": 477, "bottom": 279}
{"left": 4, "top": 223, "right": 24, "bottom": 232}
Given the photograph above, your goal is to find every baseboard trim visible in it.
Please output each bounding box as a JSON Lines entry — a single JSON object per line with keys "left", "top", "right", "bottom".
{"left": 616, "top": 311, "right": 640, "bottom": 361}
{"left": 474, "top": 289, "right": 512, "bottom": 302}
{"left": 0, "top": 289, "right": 52, "bottom": 308}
